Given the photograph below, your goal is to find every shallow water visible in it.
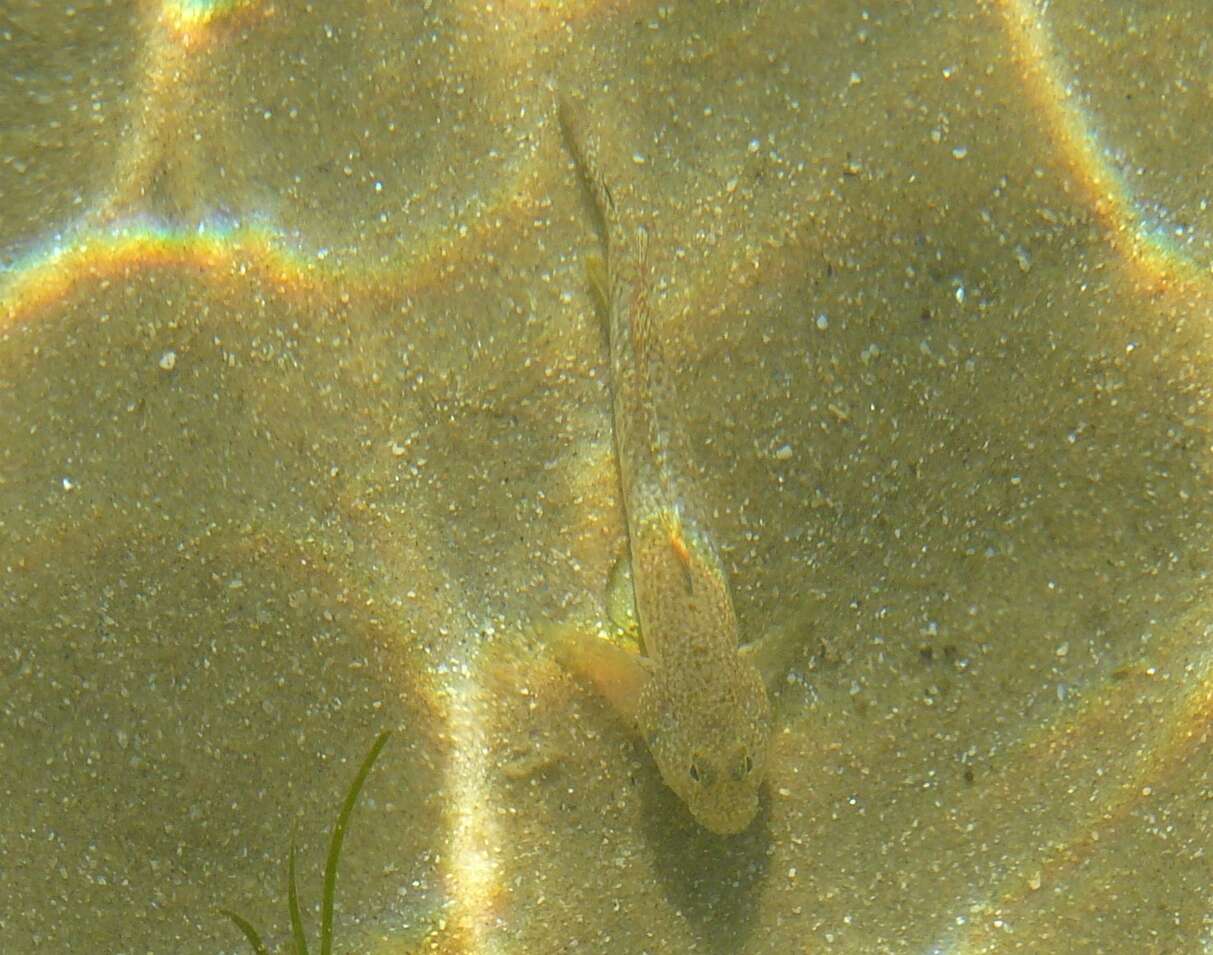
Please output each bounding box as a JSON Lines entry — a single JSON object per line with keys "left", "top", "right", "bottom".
{"left": 1, "top": 2, "right": 1211, "bottom": 953}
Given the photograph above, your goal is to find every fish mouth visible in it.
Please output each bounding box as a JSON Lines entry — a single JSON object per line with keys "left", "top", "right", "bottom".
{"left": 691, "top": 787, "right": 760, "bottom": 836}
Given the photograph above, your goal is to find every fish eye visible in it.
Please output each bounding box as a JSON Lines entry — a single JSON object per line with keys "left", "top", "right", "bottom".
{"left": 688, "top": 762, "right": 702, "bottom": 784}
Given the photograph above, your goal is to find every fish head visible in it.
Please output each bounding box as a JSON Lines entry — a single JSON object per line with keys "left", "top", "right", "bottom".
{"left": 642, "top": 661, "right": 772, "bottom": 835}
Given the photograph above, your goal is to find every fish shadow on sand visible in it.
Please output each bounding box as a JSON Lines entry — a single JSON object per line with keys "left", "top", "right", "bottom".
{"left": 639, "top": 771, "right": 772, "bottom": 954}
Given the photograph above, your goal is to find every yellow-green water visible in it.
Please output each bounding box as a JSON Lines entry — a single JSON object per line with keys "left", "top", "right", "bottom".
{"left": 1, "top": 2, "right": 1210, "bottom": 953}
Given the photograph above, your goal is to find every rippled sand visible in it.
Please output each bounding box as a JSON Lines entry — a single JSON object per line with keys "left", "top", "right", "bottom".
{"left": 2, "top": 2, "right": 1211, "bottom": 952}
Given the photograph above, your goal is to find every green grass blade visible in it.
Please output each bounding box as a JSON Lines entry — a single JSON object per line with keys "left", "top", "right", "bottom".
{"left": 320, "top": 730, "right": 390, "bottom": 955}
{"left": 218, "top": 908, "right": 270, "bottom": 955}
{"left": 288, "top": 835, "right": 310, "bottom": 955}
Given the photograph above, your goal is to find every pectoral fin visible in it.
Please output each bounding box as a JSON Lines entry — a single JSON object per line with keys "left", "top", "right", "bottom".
{"left": 605, "top": 554, "right": 638, "bottom": 635}
{"left": 552, "top": 623, "right": 652, "bottom": 728}
{"left": 740, "top": 619, "right": 807, "bottom": 692}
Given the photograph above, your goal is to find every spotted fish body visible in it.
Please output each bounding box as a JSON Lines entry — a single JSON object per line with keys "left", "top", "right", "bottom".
{"left": 560, "top": 104, "right": 772, "bottom": 835}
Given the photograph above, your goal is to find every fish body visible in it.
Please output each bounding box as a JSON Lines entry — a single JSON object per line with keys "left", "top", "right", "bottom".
{"left": 560, "top": 104, "right": 772, "bottom": 835}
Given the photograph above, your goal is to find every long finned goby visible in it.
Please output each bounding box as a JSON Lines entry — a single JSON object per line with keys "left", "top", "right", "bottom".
{"left": 556, "top": 101, "right": 773, "bottom": 835}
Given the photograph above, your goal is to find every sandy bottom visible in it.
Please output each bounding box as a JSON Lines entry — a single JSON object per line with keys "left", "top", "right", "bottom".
{"left": 1, "top": 1, "right": 1210, "bottom": 952}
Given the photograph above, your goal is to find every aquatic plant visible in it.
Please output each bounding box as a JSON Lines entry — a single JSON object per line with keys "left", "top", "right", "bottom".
{"left": 220, "top": 731, "right": 390, "bottom": 955}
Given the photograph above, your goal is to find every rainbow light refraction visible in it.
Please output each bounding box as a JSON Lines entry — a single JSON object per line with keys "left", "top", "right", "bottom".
{"left": 997, "top": 0, "right": 1209, "bottom": 289}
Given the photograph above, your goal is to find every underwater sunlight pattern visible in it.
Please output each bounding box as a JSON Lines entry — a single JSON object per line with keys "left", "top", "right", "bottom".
{"left": 1, "top": 1, "right": 1211, "bottom": 953}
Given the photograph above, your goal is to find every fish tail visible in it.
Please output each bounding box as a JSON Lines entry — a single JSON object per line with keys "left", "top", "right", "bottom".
{"left": 558, "top": 97, "right": 669, "bottom": 513}
{"left": 557, "top": 96, "right": 614, "bottom": 243}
